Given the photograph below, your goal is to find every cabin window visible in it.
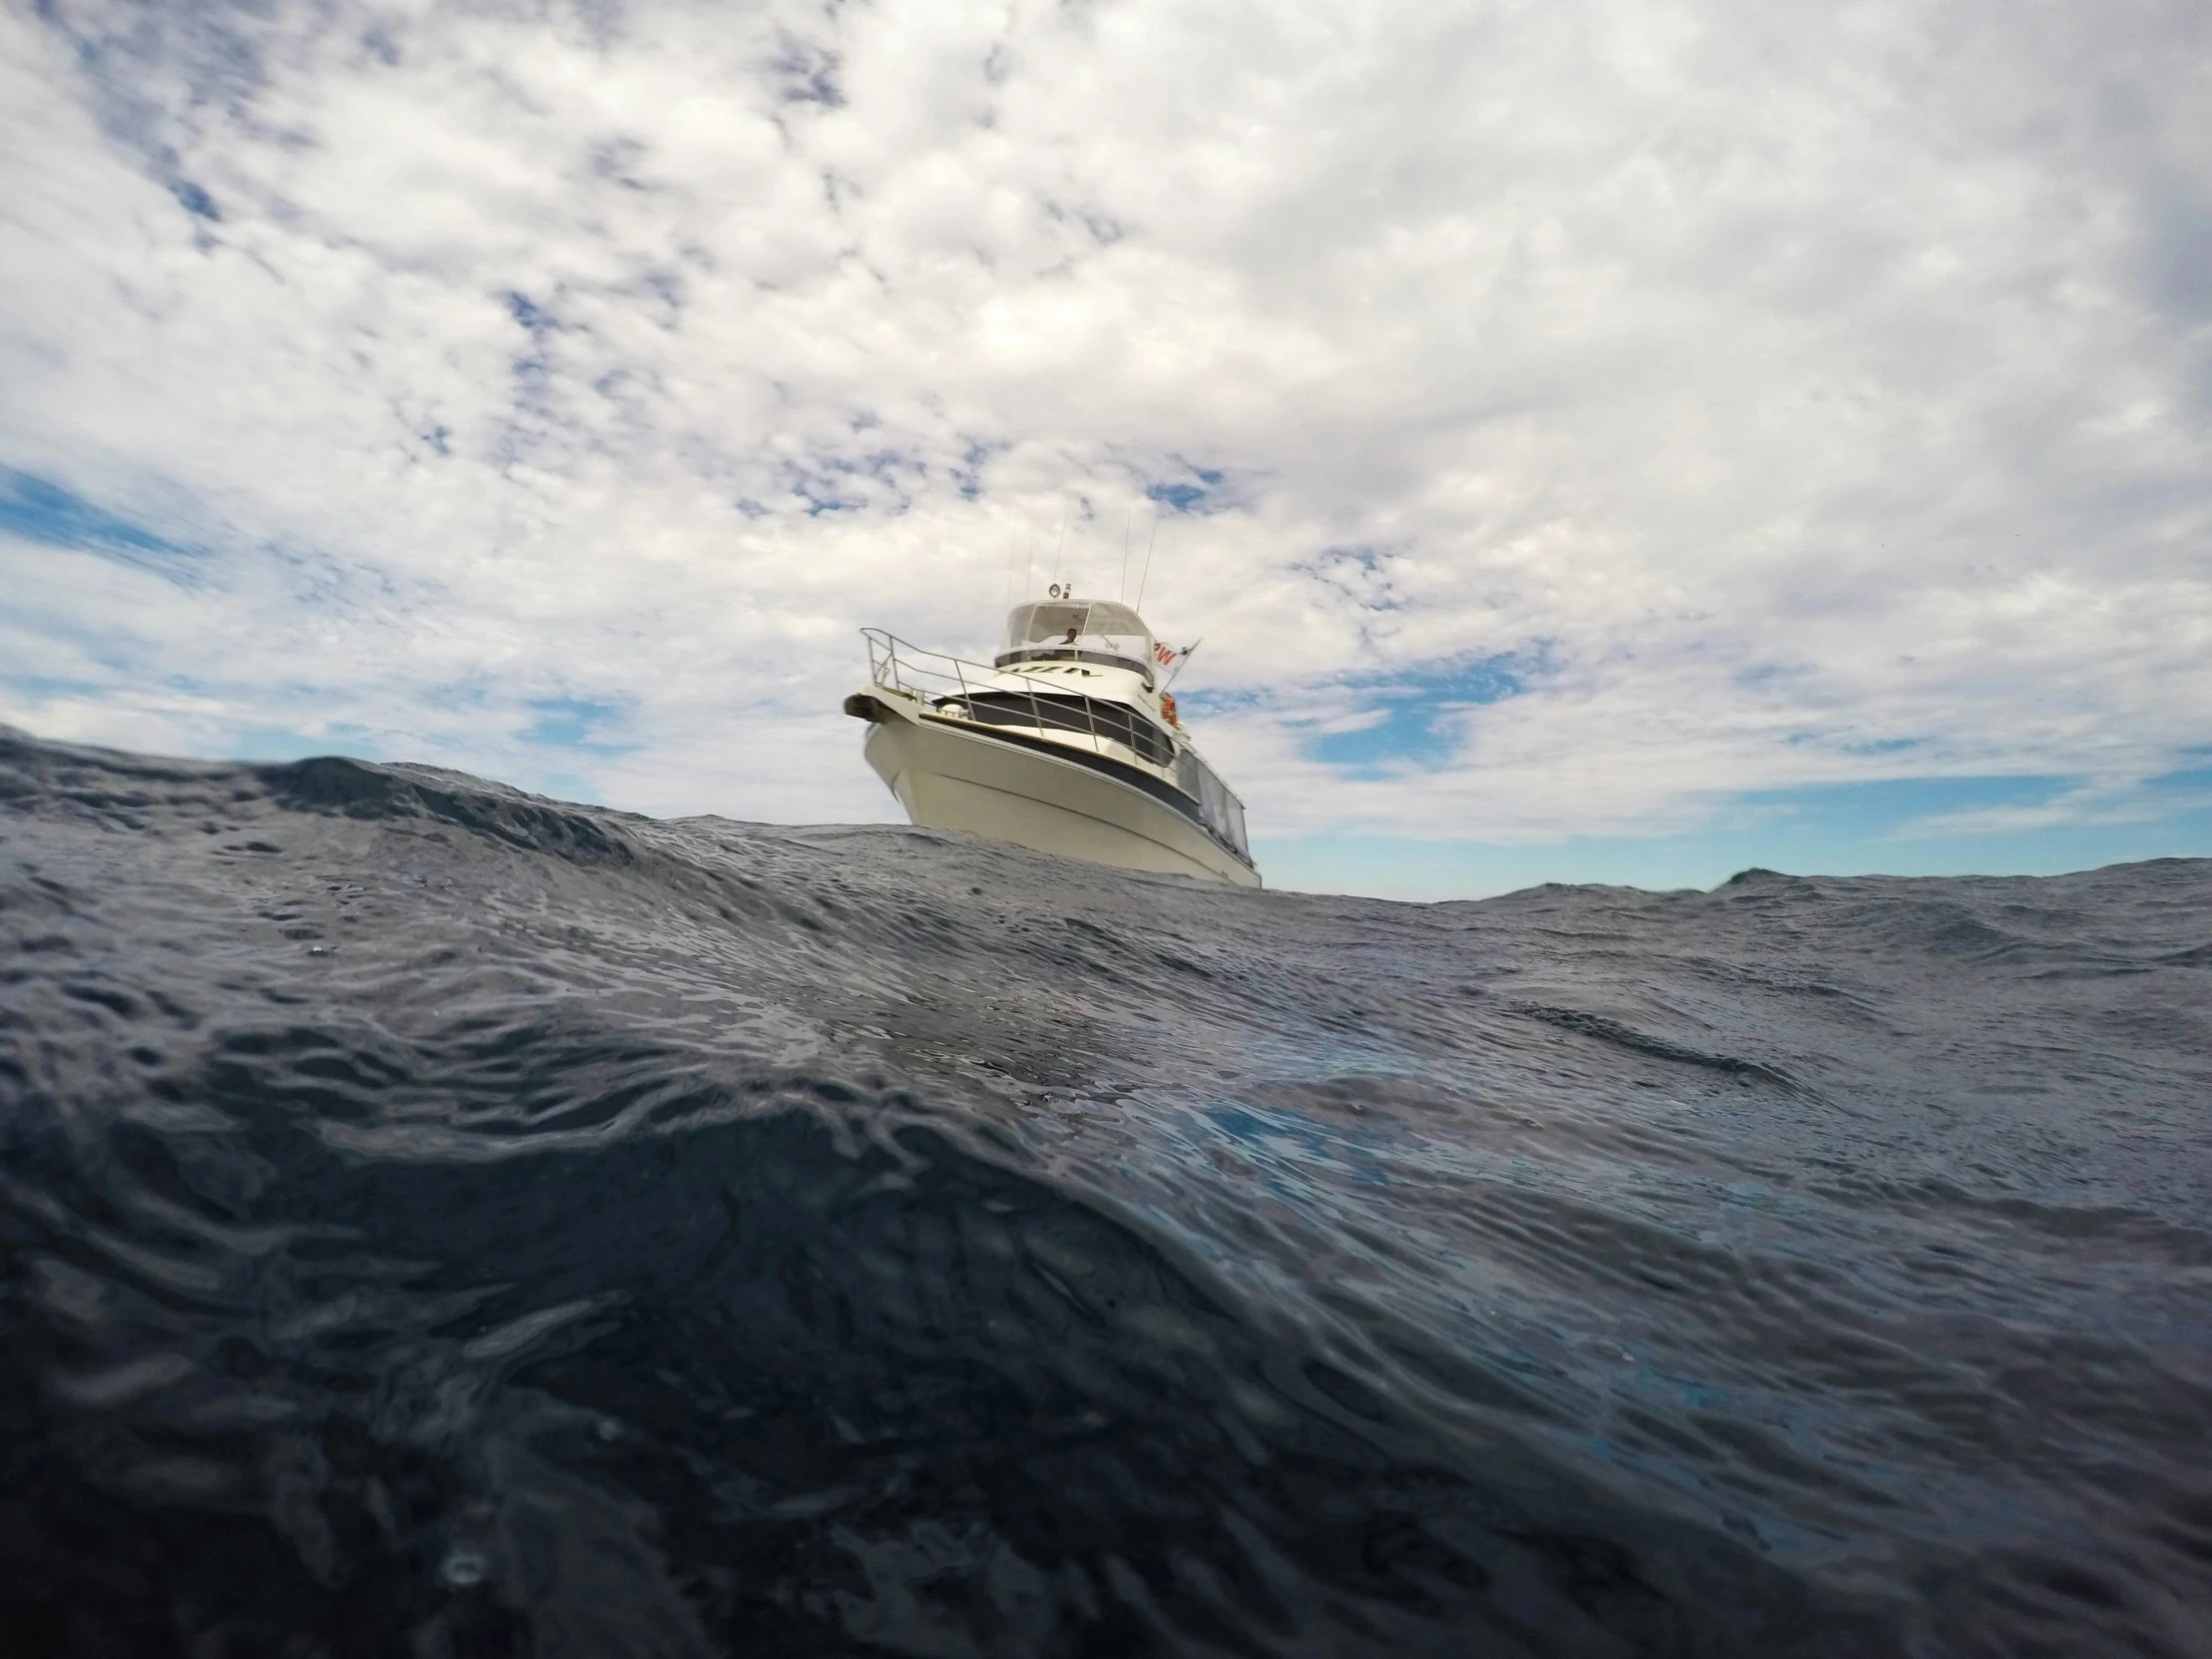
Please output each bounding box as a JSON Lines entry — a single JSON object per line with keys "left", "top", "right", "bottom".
{"left": 1175, "top": 750, "right": 1251, "bottom": 856}
{"left": 958, "top": 691, "right": 1176, "bottom": 767}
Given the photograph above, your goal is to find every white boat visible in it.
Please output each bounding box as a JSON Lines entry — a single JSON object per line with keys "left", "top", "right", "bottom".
{"left": 843, "top": 589, "right": 1262, "bottom": 886}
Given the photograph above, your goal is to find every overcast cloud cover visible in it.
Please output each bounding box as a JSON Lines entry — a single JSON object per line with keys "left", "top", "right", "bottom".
{"left": 3, "top": 0, "right": 2208, "bottom": 894}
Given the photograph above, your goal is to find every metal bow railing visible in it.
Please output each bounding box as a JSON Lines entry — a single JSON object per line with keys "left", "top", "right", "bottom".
{"left": 862, "top": 627, "right": 1128, "bottom": 761}
{"left": 861, "top": 627, "right": 989, "bottom": 709}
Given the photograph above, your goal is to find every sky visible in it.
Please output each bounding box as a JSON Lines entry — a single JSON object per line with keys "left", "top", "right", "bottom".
{"left": 2, "top": 0, "right": 2208, "bottom": 899}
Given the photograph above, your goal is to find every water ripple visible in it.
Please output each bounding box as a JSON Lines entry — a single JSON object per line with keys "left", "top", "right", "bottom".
{"left": 3, "top": 729, "right": 2208, "bottom": 1655}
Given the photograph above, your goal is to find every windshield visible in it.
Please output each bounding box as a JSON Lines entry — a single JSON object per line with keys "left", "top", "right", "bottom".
{"left": 999, "top": 600, "right": 1155, "bottom": 668}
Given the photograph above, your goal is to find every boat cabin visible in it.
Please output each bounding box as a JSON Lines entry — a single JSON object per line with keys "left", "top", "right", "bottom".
{"left": 994, "top": 597, "right": 1156, "bottom": 687}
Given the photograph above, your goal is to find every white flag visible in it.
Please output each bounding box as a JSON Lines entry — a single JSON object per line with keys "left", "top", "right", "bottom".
{"left": 1153, "top": 638, "right": 1201, "bottom": 685}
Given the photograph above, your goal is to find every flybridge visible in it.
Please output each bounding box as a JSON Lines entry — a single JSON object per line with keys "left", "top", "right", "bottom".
{"left": 843, "top": 595, "right": 1259, "bottom": 887}
{"left": 988, "top": 589, "right": 1199, "bottom": 690}
{"left": 993, "top": 598, "right": 1160, "bottom": 683}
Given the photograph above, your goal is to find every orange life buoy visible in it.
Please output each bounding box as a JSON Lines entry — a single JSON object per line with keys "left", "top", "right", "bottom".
{"left": 1161, "top": 693, "right": 1178, "bottom": 726}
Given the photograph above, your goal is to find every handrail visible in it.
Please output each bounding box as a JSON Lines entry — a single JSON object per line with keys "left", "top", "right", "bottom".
{"left": 864, "top": 627, "right": 1114, "bottom": 761}
{"left": 858, "top": 627, "right": 1253, "bottom": 863}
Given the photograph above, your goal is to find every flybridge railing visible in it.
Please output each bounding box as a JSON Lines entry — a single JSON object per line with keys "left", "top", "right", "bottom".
{"left": 858, "top": 627, "right": 1254, "bottom": 864}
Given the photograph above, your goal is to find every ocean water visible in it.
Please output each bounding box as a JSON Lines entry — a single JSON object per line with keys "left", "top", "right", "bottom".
{"left": 2, "top": 730, "right": 2208, "bottom": 1659}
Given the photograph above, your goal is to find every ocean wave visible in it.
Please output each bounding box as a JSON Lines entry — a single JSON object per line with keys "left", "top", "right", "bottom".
{"left": 3, "top": 729, "right": 2208, "bottom": 1656}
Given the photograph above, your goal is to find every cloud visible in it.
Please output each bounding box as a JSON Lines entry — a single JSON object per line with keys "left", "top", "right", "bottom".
{"left": 2, "top": 0, "right": 2207, "bottom": 849}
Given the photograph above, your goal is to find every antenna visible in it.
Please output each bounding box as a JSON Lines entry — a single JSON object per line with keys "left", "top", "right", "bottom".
{"left": 1049, "top": 511, "right": 1067, "bottom": 591}
{"left": 1134, "top": 508, "right": 1160, "bottom": 612}
{"left": 1118, "top": 504, "right": 1132, "bottom": 602}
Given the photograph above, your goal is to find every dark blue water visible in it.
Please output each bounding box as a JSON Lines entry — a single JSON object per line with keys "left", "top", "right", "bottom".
{"left": 3, "top": 729, "right": 2208, "bottom": 1657}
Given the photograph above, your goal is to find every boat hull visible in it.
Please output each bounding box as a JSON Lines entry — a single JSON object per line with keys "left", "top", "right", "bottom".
{"left": 849, "top": 691, "right": 1261, "bottom": 887}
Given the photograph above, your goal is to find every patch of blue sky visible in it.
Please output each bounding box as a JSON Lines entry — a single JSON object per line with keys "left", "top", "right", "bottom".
{"left": 1309, "top": 654, "right": 1523, "bottom": 775}
{"left": 416, "top": 679, "right": 495, "bottom": 715}
{"left": 0, "top": 467, "right": 207, "bottom": 584}
{"left": 1145, "top": 466, "right": 1227, "bottom": 514}
{"left": 1, "top": 673, "right": 111, "bottom": 702}
{"left": 1168, "top": 686, "right": 1264, "bottom": 719}
{"left": 2074, "top": 764, "right": 2212, "bottom": 812}
{"left": 1776, "top": 765, "right": 2208, "bottom": 841}
{"left": 521, "top": 697, "right": 637, "bottom": 758}
{"left": 505, "top": 290, "right": 553, "bottom": 331}
{"left": 517, "top": 769, "right": 609, "bottom": 808}
{"left": 168, "top": 178, "right": 220, "bottom": 221}
{"left": 1296, "top": 544, "right": 1401, "bottom": 610}
{"left": 229, "top": 725, "right": 386, "bottom": 765}
{"left": 1255, "top": 770, "right": 2212, "bottom": 901}
{"left": 779, "top": 447, "right": 920, "bottom": 516}
{"left": 1758, "top": 773, "right": 2060, "bottom": 839}
{"left": 1833, "top": 736, "right": 1924, "bottom": 756}
{"left": 950, "top": 438, "right": 998, "bottom": 500}
{"left": 2153, "top": 763, "right": 2212, "bottom": 789}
